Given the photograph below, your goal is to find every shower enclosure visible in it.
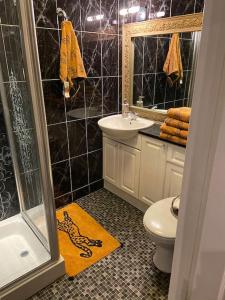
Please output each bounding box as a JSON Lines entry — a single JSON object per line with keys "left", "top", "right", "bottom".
{"left": 0, "top": 1, "right": 64, "bottom": 299}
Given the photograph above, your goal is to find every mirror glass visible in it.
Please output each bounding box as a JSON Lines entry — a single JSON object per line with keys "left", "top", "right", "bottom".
{"left": 132, "top": 31, "right": 201, "bottom": 111}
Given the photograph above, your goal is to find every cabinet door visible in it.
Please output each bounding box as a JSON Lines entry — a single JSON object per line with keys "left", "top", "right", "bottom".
{"left": 119, "top": 144, "right": 141, "bottom": 198}
{"left": 139, "top": 137, "right": 166, "bottom": 205}
{"left": 164, "top": 163, "right": 184, "bottom": 198}
{"left": 103, "top": 137, "right": 119, "bottom": 186}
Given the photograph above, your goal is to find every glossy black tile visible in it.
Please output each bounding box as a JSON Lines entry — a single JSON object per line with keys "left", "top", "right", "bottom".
{"left": 194, "top": 0, "right": 204, "bottom": 13}
{"left": 73, "top": 185, "right": 90, "bottom": 200}
{"left": 0, "top": 101, "right": 6, "bottom": 134}
{"left": 80, "top": 0, "right": 101, "bottom": 32}
{"left": 85, "top": 78, "right": 102, "bottom": 118}
{"left": 55, "top": 192, "right": 73, "bottom": 209}
{"left": 66, "top": 81, "right": 85, "bottom": 121}
{"left": 87, "top": 117, "right": 102, "bottom": 152}
{"left": 143, "top": 36, "right": 157, "bottom": 74}
{"left": 133, "top": 75, "right": 143, "bottom": 106}
{"left": 175, "top": 71, "right": 188, "bottom": 100}
{"left": 180, "top": 38, "right": 193, "bottom": 70}
{"left": 133, "top": 37, "right": 144, "bottom": 75}
{"left": 82, "top": 32, "right": 102, "bottom": 78}
{"left": 71, "top": 154, "right": 88, "bottom": 190}
{"left": 0, "top": 176, "right": 19, "bottom": 221}
{"left": 33, "top": 0, "right": 57, "bottom": 28}
{"left": 36, "top": 28, "right": 60, "bottom": 79}
{"left": 143, "top": 74, "right": 155, "bottom": 108}
{"left": 42, "top": 80, "right": 66, "bottom": 125}
{"left": 102, "top": 34, "right": 119, "bottom": 76}
{"left": 171, "top": 0, "right": 195, "bottom": 16}
{"left": 57, "top": 0, "right": 81, "bottom": 31}
{"left": 156, "top": 37, "right": 170, "bottom": 73}
{"left": 48, "top": 123, "right": 69, "bottom": 164}
{"left": 88, "top": 150, "right": 102, "bottom": 183}
{"left": 165, "top": 101, "right": 174, "bottom": 109}
{"left": 101, "top": 0, "right": 119, "bottom": 33}
{"left": 90, "top": 179, "right": 103, "bottom": 193}
{"left": 0, "top": 133, "right": 14, "bottom": 178}
{"left": 103, "top": 77, "right": 118, "bottom": 114}
{"left": 0, "top": 0, "right": 19, "bottom": 25}
{"left": 52, "top": 160, "right": 71, "bottom": 198}
{"left": 164, "top": 80, "right": 176, "bottom": 102}
{"left": 154, "top": 73, "right": 166, "bottom": 104}
{"left": 68, "top": 119, "right": 87, "bottom": 158}
{"left": 0, "top": 26, "right": 8, "bottom": 82}
{"left": 1, "top": 25, "right": 25, "bottom": 82}
{"left": 150, "top": 0, "right": 171, "bottom": 18}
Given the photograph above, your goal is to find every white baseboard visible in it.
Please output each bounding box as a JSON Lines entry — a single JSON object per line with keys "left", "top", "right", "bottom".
{"left": 104, "top": 181, "right": 149, "bottom": 213}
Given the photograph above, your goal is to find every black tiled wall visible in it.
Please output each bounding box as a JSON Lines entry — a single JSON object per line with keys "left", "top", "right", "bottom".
{"left": 33, "top": 0, "right": 204, "bottom": 208}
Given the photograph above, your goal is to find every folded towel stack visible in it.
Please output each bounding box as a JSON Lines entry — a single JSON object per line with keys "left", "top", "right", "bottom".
{"left": 160, "top": 107, "right": 191, "bottom": 146}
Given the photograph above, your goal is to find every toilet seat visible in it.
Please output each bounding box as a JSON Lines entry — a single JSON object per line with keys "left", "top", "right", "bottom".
{"left": 143, "top": 198, "right": 177, "bottom": 240}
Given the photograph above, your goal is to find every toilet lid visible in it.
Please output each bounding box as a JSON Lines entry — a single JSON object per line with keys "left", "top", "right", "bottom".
{"left": 143, "top": 198, "right": 177, "bottom": 239}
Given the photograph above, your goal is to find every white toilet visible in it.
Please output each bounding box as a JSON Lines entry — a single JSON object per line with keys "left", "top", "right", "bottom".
{"left": 143, "top": 197, "right": 178, "bottom": 273}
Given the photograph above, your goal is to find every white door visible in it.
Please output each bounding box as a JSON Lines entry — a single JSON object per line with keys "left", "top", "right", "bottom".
{"left": 139, "top": 136, "right": 166, "bottom": 205}
{"left": 118, "top": 144, "right": 141, "bottom": 198}
{"left": 164, "top": 163, "right": 183, "bottom": 198}
{"left": 103, "top": 137, "right": 119, "bottom": 186}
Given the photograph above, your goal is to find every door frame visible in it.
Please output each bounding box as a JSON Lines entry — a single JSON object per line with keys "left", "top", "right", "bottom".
{"left": 169, "top": 0, "right": 225, "bottom": 299}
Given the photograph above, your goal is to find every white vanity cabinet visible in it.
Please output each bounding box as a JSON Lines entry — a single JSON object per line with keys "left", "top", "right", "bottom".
{"left": 103, "top": 134, "right": 186, "bottom": 211}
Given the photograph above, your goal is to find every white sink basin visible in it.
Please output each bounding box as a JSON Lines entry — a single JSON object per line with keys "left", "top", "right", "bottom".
{"left": 98, "top": 114, "right": 154, "bottom": 140}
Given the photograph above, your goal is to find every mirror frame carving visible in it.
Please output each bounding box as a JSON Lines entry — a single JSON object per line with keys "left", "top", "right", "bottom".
{"left": 122, "top": 13, "right": 203, "bottom": 121}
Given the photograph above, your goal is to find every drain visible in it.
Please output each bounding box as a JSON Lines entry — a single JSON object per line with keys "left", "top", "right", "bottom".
{"left": 20, "top": 250, "right": 29, "bottom": 257}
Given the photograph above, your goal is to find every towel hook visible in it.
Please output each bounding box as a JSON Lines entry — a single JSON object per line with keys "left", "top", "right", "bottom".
{"left": 56, "top": 8, "right": 68, "bottom": 20}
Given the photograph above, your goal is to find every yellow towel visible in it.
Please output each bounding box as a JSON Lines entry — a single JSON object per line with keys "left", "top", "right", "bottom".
{"left": 167, "top": 107, "right": 191, "bottom": 123}
{"left": 165, "top": 117, "right": 189, "bottom": 131}
{"left": 163, "top": 33, "right": 183, "bottom": 86}
{"left": 160, "top": 123, "right": 188, "bottom": 139}
{"left": 60, "top": 21, "right": 87, "bottom": 92}
{"left": 160, "top": 132, "right": 187, "bottom": 146}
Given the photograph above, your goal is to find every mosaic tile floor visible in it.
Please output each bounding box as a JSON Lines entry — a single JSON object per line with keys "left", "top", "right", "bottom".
{"left": 31, "top": 189, "right": 170, "bottom": 300}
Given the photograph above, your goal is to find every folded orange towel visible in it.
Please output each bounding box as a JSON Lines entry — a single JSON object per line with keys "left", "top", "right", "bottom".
{"left": 160, "top": 123, "right": 188, "bottom": 139}
{"left": 60, "top": 21, "right": 87, "bottom": 91}
{"left": 165, "top": 117, "right": 189, "bottom": 131}
{"left": 160, "top": 132, "right": 187, "bottom": 146}
{"left": 167, "top": 107, "right": 191, "bottom": 123}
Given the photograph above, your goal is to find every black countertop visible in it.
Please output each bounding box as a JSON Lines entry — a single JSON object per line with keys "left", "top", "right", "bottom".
{"left": 139, "top": 123, "right": 186, "bottom": 148}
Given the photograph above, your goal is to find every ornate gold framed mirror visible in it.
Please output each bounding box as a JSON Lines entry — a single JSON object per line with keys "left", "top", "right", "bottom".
{"left": 122, "top": 13, "right": 203, "bottom": 121}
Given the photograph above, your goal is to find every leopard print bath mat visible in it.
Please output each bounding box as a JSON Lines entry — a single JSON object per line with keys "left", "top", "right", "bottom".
{"left": 56, "top": 203, "right": 120, "bottom": 276}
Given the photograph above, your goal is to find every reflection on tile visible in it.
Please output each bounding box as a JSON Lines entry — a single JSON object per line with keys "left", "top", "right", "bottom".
{"left": 171, "top": 0, "right": 195, "bottom": 16}
{"left": 82, "top": 32, "right": 102, "bottom": 77}
{"left": 150, "top": 0, "right": 172, "bottom": 18}
{"left": 52, "top": 160, "right": 71, "bottom": 198}
{"left": 42, "top": 80, "right": 66, "bottom": 125}
{"left": 101, "top": 0, "right": 119, "bottom": 33}
{"left": 0, "top": 1, "right": 18, "bottom": 25}
{"left": 102, "top": 35, "right": 119, "bottom": 76}
{"left": 85, "top": 78, "right": 102, "bottom": 118}
{"left": 154, "top": 73, "right": 166, "bottom": 104}
{"left": 68, "top": 119, "right": 87, "bottom": 158}
{"left": 48, "top": 123, "right": 69, "bottom": 164}
{"left": 1, "top": 26, "right": 25, "bottom": 82}
{"left": 88, "top": 150, "right": 102, "bottom": 183}
{"left": 143, "top": 74, "right": 155, "bottom": 108}
{"left": 80, "top": 0, "right": 101, "bottom": 32}
{"left": 33, "top": 0, "right": 57, "bottom": 28}
{"left": 103, "top": 77, "right": 118, "bottom": 114}
{"left": 133, "top": 37, "right": 144, "bottom": 75}
{"left": 37, "top": 28, "right": 60, "bottom": 79}
{"left": 144, "top": 37, "right": 157, "bottom": 74}
{"left": 71, "top": 154, "right": 88, "bottom": 190}
{"left": 87, "top": 117, "right": 102, "bottom": 152}
{"left": 90, "top": 179, "right": 103, "bottom": 193}
{"left": 73, "top": 185, "right": 90, "bottom": 201}
{"left": 156, "top": 37, "right": 170, "bottom": 73}
{"left": 194, "top": 0, "right": 205, "bottom": 13}
{"left": 66, "top": 81, "right": 85, "bottom": 121}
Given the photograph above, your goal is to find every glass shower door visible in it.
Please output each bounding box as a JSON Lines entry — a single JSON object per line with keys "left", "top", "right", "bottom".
{"left": 0, "top": 0, "right": 60, "bottom": 292}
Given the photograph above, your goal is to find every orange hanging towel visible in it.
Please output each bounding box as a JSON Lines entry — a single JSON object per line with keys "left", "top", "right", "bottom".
{"left": 60, "top": 20, "right": 87, "bottom": 96}
{"left": 163, "top": 33, "right": 183, "bottom": 87}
